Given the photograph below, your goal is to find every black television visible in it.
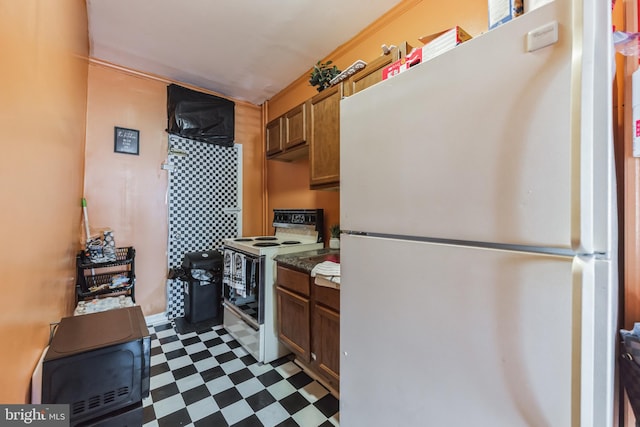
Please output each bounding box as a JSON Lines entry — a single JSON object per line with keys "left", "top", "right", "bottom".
{"left": 167, "top": 84, "right": 235, "bottom": 146}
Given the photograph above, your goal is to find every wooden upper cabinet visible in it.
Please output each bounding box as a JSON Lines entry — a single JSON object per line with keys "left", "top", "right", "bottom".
{"left": 266, "top": 117, "right": 283, "bottom": 156}
{"left": 344, "top": 48, "right": 400, "bottom": 96}
{"left": 344, "top": 43, "right": 413, "bottom": 96}
{"left": 267, "top": 102, "right": 309, "bottom": 162}
{"left": 284, "top": 102, "right": 307, "bottom": 150}
{"left": 268, "top": 43, "right": 414, "bottom": 166}
{"left": 309, "top": 84, "right": 342, "bottom": 190}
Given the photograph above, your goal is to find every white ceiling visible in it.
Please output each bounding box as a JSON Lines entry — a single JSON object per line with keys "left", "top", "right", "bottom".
{"left": 86, "top": 0, "right": 403, "bottom": 105}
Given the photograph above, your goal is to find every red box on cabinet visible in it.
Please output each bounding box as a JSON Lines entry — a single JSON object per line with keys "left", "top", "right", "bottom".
{"left": 381, "top": 48, "right": 423, "bottom": 81}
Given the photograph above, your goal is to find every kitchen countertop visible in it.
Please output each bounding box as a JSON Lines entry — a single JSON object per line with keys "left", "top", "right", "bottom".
{"left": 274, "top": 248, "right": 340, "bottom": 274}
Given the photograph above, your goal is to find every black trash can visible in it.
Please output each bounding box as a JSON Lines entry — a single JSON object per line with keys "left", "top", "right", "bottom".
{"left": 181, "top": 250, "right": 223, "bottom": 324}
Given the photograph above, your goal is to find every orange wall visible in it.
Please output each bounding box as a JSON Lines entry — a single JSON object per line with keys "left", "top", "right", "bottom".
{"left": 84, "top": 64, "right": 169, "bottom": 317}
{"left": 267, "top": 0, "right": 488, "bottom": 119}
{"left": 265, "top": 0, "right": 488, "bottom": 241}
{"left": 84, "top": 63, "right": 264, "bottom": 317}
{"left": 617, "top": 0, "right": 640, "bottom": 425}
{"left": 0, "top": 0, "right": 88, "bottom": 403}
{"left": 620, "top": 0, "right": 640, "bottom": 330}
{"left": 267, "top": 159, "right": 341, "bottom": 237}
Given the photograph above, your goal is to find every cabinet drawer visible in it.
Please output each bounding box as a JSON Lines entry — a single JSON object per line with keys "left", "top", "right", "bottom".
{"left": 277, "top": 265, "right": 310, "bottom": 296}
{"left": 315, "top": 285, "right": 339, "bottom": 312}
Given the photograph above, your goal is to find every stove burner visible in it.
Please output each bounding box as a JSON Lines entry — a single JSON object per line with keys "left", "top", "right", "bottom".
{"left": 281, "top": 241, "right": 301, "bottom": 245}
{"left": 234, "top": 238, "right": 253, "bottom": 242}
{"left": 253, "top": 242, "right": 280, "bottom": 247}
{"left": 255, "top": 237, "right": 278, "bottom": 241}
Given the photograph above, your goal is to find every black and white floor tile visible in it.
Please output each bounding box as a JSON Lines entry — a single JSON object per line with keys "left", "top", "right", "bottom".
{"left": 143, "top": 321, "right": 340, "bottom": 427}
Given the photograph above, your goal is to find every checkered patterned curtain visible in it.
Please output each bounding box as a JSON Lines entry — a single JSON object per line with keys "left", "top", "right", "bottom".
{"left": 165, "top": 134, "right": 241, "bottom": 319}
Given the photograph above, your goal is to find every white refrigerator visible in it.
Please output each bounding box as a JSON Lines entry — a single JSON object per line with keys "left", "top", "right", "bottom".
{"left": 339, "top": 1, "right": 617, "bottom": 426}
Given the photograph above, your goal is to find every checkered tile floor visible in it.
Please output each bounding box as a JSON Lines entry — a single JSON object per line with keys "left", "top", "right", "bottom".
{"left": 143, "top": 321, "right": 340, "bottom": 427}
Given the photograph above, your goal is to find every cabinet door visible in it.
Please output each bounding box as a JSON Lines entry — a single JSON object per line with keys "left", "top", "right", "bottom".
{"left": 277, "top": 286, "right": 311, "bottom": 362}
{"left": 266, "top": 117, "right": 283, "bottom": 156}
{"left": 309, "top": 85, "right": 341, "bottom": 189}
{"left": 284, "top": 102, "right": 307, "bottom": 150}
{"left": 314, "top": 304, "right": 340, "bottom": 386}
{"left": 344, "top": 49, "right": 399, "bottom": 96}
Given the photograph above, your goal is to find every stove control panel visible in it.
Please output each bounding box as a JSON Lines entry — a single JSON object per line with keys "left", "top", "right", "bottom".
{"left": 273, "top": 209, "right": 323, "bottom": 226}
{"left": 272, "top": 209, "right": 324, "bottom": 242}
{"left": 291, "top": 213, "right": 306, "bottom": 224}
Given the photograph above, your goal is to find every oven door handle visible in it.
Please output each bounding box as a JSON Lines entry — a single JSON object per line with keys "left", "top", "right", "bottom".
{"left": 223, "top": 300, "right": 260, "bottom": 331}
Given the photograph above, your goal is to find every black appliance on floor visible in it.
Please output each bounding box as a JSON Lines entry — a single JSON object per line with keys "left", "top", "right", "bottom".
{"left": 40, "top": 306, "right": 150, "bottom": 427}
{"left": 180, "top": 250, "right": 224, "bottom": 325}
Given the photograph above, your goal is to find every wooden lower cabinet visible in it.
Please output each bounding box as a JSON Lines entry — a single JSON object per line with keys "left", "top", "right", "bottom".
{"left": 313, "top": 304, "right": 340, "bottom": 387}
{"left": 276, "top": 264, "right": 340, "bottom": 392}
{"left": 276, "top": 286, "right": 311, "bottom": 362}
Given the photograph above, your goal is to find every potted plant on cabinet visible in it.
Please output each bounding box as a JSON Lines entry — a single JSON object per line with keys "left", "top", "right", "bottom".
{"left": 309, "top": 60, "right": 341, "bottom": 93}
{"left": 329, "top": 224, "right": 341, "bottom": 249}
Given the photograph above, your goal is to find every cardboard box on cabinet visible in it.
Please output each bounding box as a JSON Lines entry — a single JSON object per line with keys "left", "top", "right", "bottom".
{"left": 381, "top": 26, "right": 473, "bottom": 82}
{"left": 418, "top": 26, "right": 472, "bottom": 63}
{"left": 488, "top": 0, "right": 524, "bottom": 29}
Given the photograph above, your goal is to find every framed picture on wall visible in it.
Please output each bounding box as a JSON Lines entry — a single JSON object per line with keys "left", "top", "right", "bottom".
{"left": 114, "top": 126, "right": 140, "bottom": 155}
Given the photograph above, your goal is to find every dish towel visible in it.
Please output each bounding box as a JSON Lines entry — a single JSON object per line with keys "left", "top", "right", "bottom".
{"left": 222, "top": 249, "right": 233, "bottom": 287}
{"left": 311, "top": 261, "right": 340, "bottom": 278}
{"left": 311, "top": 261, "right": 340, "bottom": 288}
{"left": 232, "top": 252, "right": 247, "bottom": 298}
{"left": 248, "top": 257, "right": 257, "bottom": 294}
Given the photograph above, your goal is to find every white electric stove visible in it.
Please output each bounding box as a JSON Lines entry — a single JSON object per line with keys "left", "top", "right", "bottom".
{"left": 222, "top": 209, "right": 324, "bottom": 363}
